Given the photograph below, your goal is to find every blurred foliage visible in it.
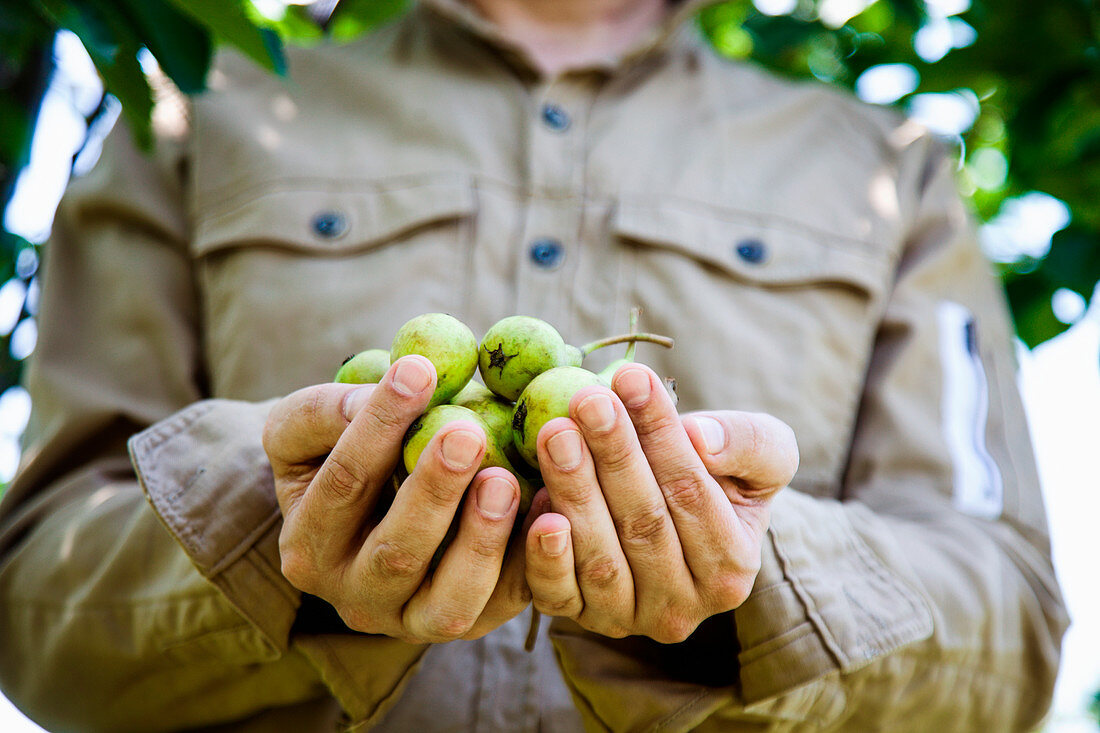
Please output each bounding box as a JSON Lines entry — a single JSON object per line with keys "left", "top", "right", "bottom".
{"left": 698, "top": 0, "right": 1100, "bottom": 348}
{"left": 0, "top": 0, "right": 1097, "bottom": 413}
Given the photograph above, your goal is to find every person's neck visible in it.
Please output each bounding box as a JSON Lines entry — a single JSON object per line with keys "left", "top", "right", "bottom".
{"left": 468, "top": 0, "right": 668, "bottom": 76}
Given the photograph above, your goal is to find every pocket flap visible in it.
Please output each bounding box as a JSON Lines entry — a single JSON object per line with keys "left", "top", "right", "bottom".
{"left": 614, "top": 200, "right": 890, "bottom": 298}
{"left": 193, "top": 176, "right": 475, "bottom": 257}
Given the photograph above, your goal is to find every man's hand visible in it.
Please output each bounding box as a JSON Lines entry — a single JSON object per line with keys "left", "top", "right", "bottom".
{"left": 524, "top": 364, "right": 798, "bottom": 643}
{"left": 262, "top": 356, "right": 533, "bottom": 643}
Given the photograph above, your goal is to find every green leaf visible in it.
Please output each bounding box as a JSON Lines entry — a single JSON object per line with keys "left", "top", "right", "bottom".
{"left": 265, "top": 4, "right": 324, "bottom": 46}
{"left": 33, "top": 0, "right": 119, "bottom": 65}
{"left": 1004, "top": 272, "right": 1069, "bottom": 349}
{"left": 328, "top": 0, "right": 410, "bottom": 41}
{"left": 164, "top": 0, "right": 284, "bottom": 75}
{"left": 34, "top": 0, "right": 155, "bottom": 146}
{"left": 97, "top": 42, "right": 154, "bottom": 150}
{"left": 114, "top": 0, "right": 213, "bottom": 93}
{"left": 1041, "top": 226, "right": 1100, "bottom": 299}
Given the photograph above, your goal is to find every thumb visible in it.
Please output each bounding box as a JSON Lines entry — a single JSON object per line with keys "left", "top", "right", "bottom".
{"left": 682, "top": 411, "right": 798, "bottom": 496}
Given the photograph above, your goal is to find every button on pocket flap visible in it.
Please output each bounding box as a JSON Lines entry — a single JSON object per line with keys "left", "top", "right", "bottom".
{"left": 193, "top": 177, "right": 476, "bottom": 257}
{"left": 614, "top": 200, "right": 889, "bottom": 298}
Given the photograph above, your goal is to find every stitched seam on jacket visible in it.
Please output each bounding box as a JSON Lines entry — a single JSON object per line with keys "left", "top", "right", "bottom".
{"left": 651, "top": 688, "right": 721, "bottom": 732}
{"left": 206, "top": 507, "right": 282, "bottom": 577}
{"left": 198, "top": 172, "right": 474, "bottom": 221}
{"left": 618, "top": 194, "right": 880, "bottom": 252}
{"left": 838, "top": 513, "right": 933, "bottom": 659}
{"left": 769, "top": 529, "right": 849, "bottom": 669}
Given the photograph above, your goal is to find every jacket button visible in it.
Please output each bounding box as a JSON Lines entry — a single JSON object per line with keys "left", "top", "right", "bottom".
{"left": 541, "top": 103, "right": 571, "bottom": 132}
{"left": 735, "top": 239, "right": 768, "bottom": 264}
{"left": 312, "top": 211, "right": 347, "bottom": 239}
{"left": 529, "top": 238, "right": 564, "bottom": 269}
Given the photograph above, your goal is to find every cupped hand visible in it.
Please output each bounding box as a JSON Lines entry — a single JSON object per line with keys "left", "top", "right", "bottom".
{"left": 524, "top": 363, "right": 798, "bottom": 643}
{"left": 262, "top": 355, "right": 534, "bottom": 644}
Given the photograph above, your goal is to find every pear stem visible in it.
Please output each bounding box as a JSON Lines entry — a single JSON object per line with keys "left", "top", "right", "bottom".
{"left": 624, "top": 307, "right": 640, "bottom": 362}
{"left": 579, "top": 332, "right": 674, "bottom": 357}
{"left": 524, "top": 609, "right": 542, "bottom": 653}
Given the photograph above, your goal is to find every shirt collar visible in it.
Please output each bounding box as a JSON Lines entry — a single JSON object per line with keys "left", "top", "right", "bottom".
{"left": 417, "top": 0, "right": 722, "bottom": 77}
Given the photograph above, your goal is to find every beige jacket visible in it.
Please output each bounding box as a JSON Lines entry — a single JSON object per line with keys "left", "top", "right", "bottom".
{"left": 0, "top": 2, "right": 1067, "bottom": 731}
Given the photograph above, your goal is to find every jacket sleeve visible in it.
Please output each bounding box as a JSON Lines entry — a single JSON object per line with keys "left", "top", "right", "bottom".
{"left": 0, "top": 123, "right": 426, "bottom": 732}
{"left": 547, "top": 135, "right": 1069, "bottom": 731}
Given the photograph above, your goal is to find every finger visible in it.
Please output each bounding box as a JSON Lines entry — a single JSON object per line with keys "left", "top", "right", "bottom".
{"left": 405, "top": 467, "right": 519, "bottom": 642}
{"left": 283, "top": 356, "right": 437, "bottom": 569}
{"left": 464, "top": 483, "right": 549, "bottom": 640}
{"left": 611, "top": 364, "right": 737, "bottom": 575}
{"left": 568, "top": 387, "right": 685, "bottom": 581}
{"left": 347, "top": 418, "right": 486, "bottom": 613}
{"left": 682, "top": 411, "right": 799, "bottom": 498}
{"left": 537, "top": 418, "right": 633, "bottom": 620}
{"left": 525, "top": 511, "right": 583, "bottom": 619}
{"left": 263, "top": 382, "right": 376, "bottom": 471}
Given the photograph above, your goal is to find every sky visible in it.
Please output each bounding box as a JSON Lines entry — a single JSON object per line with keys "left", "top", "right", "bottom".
{"left": 0, "top": 10, "right": 1097, "bottom": 732}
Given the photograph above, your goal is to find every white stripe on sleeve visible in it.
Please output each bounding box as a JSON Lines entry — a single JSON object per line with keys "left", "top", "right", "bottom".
{"left": 936, "top": 300, "right": 1004, "bottom": 519}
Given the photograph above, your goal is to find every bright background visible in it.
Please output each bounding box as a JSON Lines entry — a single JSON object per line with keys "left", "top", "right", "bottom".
{"left": 0, "top": 5, "right": 1097, "bottom": 730}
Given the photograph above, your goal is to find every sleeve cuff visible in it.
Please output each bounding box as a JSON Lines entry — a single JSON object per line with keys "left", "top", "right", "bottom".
{"left": 129, "top": 398, "right": 431, "bottom": 724}
{"left": 129, "top": 398, "right": 297, "bottom": 657}
{"left": 735, "top": 489, "right": 934, "bottom": 703}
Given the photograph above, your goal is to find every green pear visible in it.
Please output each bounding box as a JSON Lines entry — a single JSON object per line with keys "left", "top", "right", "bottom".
{"left": 478, "top": 316, "right": 582, "bottom": 401}
{"left": 450, "top": 381, "right": 517, "bottom": 457}
{"left": 391, "top": 313, "right": 478, "bottom": 409}
{"left": 403, "top": 404, "right": 536, "bottom": 513}
{"left": 512, "top": 366, "right": 604, "bottom": 470}
{"left": 334, "top": 348, "right": 391, "bottom": 384}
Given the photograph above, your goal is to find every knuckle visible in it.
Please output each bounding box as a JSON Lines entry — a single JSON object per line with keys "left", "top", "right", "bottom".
{"left": 742, "top": 417, "right": 768, "bottom": 469}
{"left": 321, "top": 449, "right": 368, "bottom": 503}
{"left": 534, "top": 595, "right": 579, "bottom": 617}
{"left": 363, "top": 395, "right": 412, "bottom": 434}
{"left": 578, "top": 555, "right": 621, "bottom": 589}
{"left": 653, "top": 608, "right": 698, "bottom": 644}
{"left": 546, "top": 478, "right": 593, "bottom": 507}
{"left": 279, "top": 548, "right": 317, "bottom": 593}
{"left": 415, "top": 476, "right": 466, "bottom": 512}
{"left": 465, "top": 531, "right": 507, "bottom": 564}
{"left": 527, "top": 557, "right": 568, "bottom": 584}
{"left": 595, "top": 620, "right": 631, "bottom": 639}
{"left": 336, "top": 606, "right": 379, "bottom": 634}
{"left": 369, "top": 540, "right": 427, "bottom": 580}
{"left": 710, "top": 568, "right": 756, "bottom": 610}
{"left": 632, "top": 408, "right": 681, "bottom": 439}
{"left": 775, "top": 420, "right": 800, "bottom": 484}
{"left": 597, "top": 438, "right": 638, "bottom": 475}
{"left": 651, "top": 611, "right": 695, "bottom": 642}
{"left": 617, "top": 509, "right": 669, "bottom": 544}
{"left": 420, "top": 607, "right": 476, "bottom": 641}
{"left": 660, "top": 472, "right": 709, "bottom": 512}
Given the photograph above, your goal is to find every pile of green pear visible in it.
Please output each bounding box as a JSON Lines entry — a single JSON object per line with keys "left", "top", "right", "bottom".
{"left": 334, "top": 311, "right": 674, "bottom": 516}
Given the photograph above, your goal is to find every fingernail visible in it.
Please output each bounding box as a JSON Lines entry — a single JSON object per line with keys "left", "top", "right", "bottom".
{"left": 442, "top": 429, "right": 482, "bottom": 469}
{"left": 615, "top": 367, "right": 651, "bottom": 408}
{"left": 575, "top": 393, "right": 616, "bottom": 432}
{"left": 539, "top": 530, "right": 568, "bottom": 557}
{"left": 477, "top": 476, "right": 515, "bottom": 519}
{"left": 392, "top": 357, "right": 433, "bottom": 396}
{"left": 546, "top": 430, "right": 582, "bottom": 471}
{"left": 692, "top": 416, "right": 726, "bottom": 455}
{"left": 341, "top": 386, "right": 373, "bottom": 421}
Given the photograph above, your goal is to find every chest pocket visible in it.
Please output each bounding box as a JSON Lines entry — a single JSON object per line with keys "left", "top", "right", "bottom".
{"left": 191, "top": 176, "right": 477, "bottom": 401}
{"left": 613, "top": 199, "right": 894, "bottom": 493}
